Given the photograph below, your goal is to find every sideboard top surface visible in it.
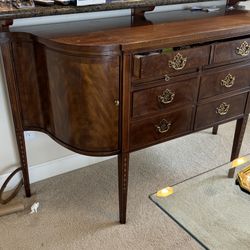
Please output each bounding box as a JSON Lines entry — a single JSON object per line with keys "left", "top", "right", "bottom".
{"left": 44, "top": 10, "right": 250, "bottom": 51}
{"left": 0, "top": 0, "right": 217, "bottom": 20}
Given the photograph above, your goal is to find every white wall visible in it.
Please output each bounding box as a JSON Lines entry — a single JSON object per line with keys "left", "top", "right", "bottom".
{"left": 0, "top": 1, "right": 224, "bottom": 190}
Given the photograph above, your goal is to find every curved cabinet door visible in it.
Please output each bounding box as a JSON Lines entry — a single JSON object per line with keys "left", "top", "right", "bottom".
{"left": 8, "top": 33, "right": 120, "bottom": 156}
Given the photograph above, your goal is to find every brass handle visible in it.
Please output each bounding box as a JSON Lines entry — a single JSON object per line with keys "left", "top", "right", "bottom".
{"left": 216, "top": 102, "right": 230, "bottom": 116}
{"left": 155, "top": 119, "right": 171, "bottom": 133}
{"left": 236, "top": 41, "right": 250, "bottom": 57}
{"left": 168, "top": 53, "right": 187, "bottom": 70}
{"left": 158, "top": 89, "right": 175, "bottom": 104}
{"left": 221, "top": 74, "right": 235, "bottom": 88}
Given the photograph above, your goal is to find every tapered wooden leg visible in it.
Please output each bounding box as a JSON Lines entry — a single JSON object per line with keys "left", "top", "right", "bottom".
{"left": 16, "top": 131, "right": 31, "bottom": 197}
{"left": 228, "top": 115, "right": 249, "bottom": 178}
{"left": 118, "top": 152, "right": 129, "bottom": 224}
{"left": 1, "top": 42, "right": 31, "bottom": 197}
{"left": 212, "top": 125, "right": 219, "bottom": 135}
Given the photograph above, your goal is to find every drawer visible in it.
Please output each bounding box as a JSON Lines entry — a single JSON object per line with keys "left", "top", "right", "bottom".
{"left": 130, "top": 107, "right": 193, "bottom": 150}
{"left": 195, "top": 93, "right": 248, "bottom": 130}
{"left": 132, "top": 78, "right": 198, "bottom": 118}
{"left": 199, "top": 64, "right": 250, "bottom": 100}
{"left": 213, "top": 38, "right": 250, "bottom": 64}
{"left": 133, "top": 45, "right": 210, "bottom": 79}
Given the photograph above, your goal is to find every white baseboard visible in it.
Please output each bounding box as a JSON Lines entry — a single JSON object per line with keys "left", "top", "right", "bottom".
{"left": 0, "top": 154, "right": 115, "bottom": 191}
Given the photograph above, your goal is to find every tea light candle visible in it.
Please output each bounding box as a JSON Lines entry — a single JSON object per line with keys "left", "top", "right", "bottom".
{"left": 232, "top": 157, "right": 248, "bottom": 168}
{"left": 156, "top": 187, "right": 174, "bottom": 198}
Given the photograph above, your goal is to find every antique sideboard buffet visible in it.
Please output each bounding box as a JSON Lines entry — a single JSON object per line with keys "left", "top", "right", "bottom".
{"left": 0, "top": 0, "right": 250, "bottom": 223}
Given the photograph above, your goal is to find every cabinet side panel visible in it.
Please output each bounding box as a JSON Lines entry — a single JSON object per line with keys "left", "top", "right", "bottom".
{"left": 12, "top": 41, "right": 44, "bottom": 128}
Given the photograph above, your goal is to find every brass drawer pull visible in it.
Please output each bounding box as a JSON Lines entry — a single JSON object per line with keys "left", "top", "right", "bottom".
{"left": 236, "top": 41, "right": 250, "bottom": 57}
{"left": 221, "top": 73, "right": 235, "bottom": 88}
{"left": 168, "top": 53, "right": 187, "bottom": 70}
{"left": 216, "top": 102, "right": 230, "bottom": 115}
{"left": 155, "top": 119, "right": 171, "bottom": 133}
{"left": 158, "top": 89, "right": 175, "bottom": 104}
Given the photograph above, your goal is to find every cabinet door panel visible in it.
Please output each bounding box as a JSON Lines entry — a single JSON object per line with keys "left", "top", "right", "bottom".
{"left": 44, "top": 48, "right": 120, "bottom": 153}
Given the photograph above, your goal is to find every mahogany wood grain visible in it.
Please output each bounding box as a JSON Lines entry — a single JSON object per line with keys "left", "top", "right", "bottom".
{"left": 133, "top": 46, "right": 210, "bottom": 79}
{"left": 195, "top": 93, "right": 248, "bottom": 130}
{"left": 213, "top": 37, "right": 250, "bottom": 64}
{"left": 4, "top": 32, "right": 120, "bottom": 155}
{"left": 43, "top": 48, "right": 120, "bottom": 154}
{"left": 199, "top": 63, "right": 250, "bottom": 99}
{"left": 130, "top": 107, "right": 193, "bottom": 150}
{"left": 132, "top": 78, "right": 198, "bottom": 118}
{"left": 11, "top": 40, "right": 45, "bottom": 129}
{"left": 51, "top": 11, "right": 250, "bottom": 52}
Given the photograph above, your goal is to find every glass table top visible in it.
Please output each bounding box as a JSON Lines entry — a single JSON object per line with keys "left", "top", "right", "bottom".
{"left": 150, "top": 158, "right": 250, "bottom": 250}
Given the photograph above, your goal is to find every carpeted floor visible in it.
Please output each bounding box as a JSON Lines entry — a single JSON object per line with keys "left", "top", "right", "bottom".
{"left": 1, "top": 120, "right": 250, "bottom": 250}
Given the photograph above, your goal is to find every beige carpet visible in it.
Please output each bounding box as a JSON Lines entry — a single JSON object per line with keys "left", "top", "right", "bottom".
{"left": 1, "top": 120, "right": 250, "bottom": 250}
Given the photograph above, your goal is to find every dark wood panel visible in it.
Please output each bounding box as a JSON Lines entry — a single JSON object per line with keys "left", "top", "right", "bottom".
{"left": 130, "top": 107, "right": 193, "bottom": 150}
{"left": 133, "top": 45, "right": 210, "bottom": 79}
{"left": 213, "top": 37, "right": 250, "bottom": 64}
{"left": 12, "top": 41, "right": 45, "bottom": 128}
{"left": 199, "top": 63, "right": 250, "bottom": 99}
{"left": 50, "top": 11, "right": 250, "bottom": 52}
{"left": 6, "top": 32, "right": 120, "bottom": 155}
{"left": 44, "top": 48, "right": 120, "bottom": 153}
{"left": 195, "top": 93, "right": 248, "bottom": 129}
{"left": 132, "top": 78, "right": 198, "bottom": 118}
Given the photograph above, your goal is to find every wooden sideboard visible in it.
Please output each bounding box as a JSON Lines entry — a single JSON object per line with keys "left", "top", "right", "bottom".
{"left": 1, "top": 5, "right": 250, "bottom": 223}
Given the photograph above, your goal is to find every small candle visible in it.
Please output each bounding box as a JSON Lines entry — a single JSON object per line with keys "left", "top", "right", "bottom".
{"left": 156, "top": 187, "right": 174, "bottom": 198}
{"left": 232, "top": 157, "right": 248, "bottom": 168}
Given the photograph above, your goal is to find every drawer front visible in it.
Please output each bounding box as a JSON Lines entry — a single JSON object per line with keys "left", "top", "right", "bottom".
{"left": 199, "top": 65, "right": 250, "bottom": 100}
{"left": 213, "top": 38, "right": 250, "bottom": 64}
{"left": 130, "top": 107, "right": 193, "bottom": 150}
{"left": 195, "top": 93, "right": 248, "bottom": 130}
{"left": 133, "top": 46, "right": 210, "bottom": 79}
{"left": 132, "top": 78, "right": 198, "bottom": 118}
